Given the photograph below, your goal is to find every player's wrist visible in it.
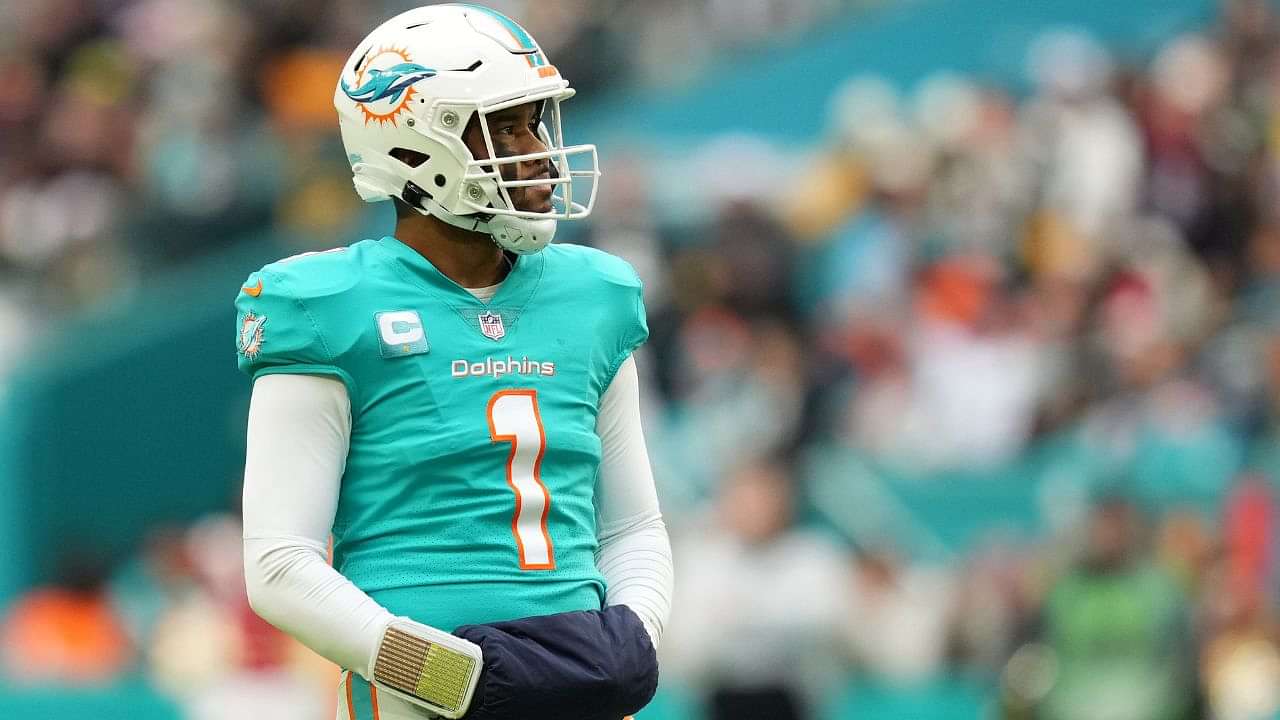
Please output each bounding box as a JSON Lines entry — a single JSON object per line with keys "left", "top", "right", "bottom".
{"left": 360, "top": 615, "right": 398, "bottom": 680}
{"left": 368, "top": 616, "right": 484, "bottom": 719}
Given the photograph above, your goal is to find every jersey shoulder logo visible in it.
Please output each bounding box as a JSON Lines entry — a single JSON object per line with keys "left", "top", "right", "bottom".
{"left": 376, "top": 310, "right": 429, "bottom": 358}
{"left": 238, "top": 312, "right": 267, "bottom": 359}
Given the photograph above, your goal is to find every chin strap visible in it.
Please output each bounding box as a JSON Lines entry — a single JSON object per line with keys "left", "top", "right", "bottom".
{"left": 419, "top": 194, "right": 490, "bottom": 234}
{"left": 372, "top": 168, "right": 555, "bottom": 253}
{"left": 416, "top": 193, "right": 556, "bottom": 255}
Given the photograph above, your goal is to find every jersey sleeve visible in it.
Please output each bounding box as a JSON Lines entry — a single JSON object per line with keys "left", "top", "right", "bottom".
{"left": 233, "top": 268, "right": 357, "bottom": 399}
{"left": 605, "top": 264, "right": 649, "bottom": 387}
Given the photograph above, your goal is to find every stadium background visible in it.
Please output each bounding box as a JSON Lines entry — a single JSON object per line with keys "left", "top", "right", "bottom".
{"left": 1, "top": 0, "right": 1277, "bottom": 718}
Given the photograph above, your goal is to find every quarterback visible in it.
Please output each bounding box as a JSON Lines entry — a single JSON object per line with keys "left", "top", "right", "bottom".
{"left": 236, "top": 5, "right": 673, "bottom": 720}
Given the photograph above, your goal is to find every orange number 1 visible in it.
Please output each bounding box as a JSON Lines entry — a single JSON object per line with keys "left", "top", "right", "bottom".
{"left": 486, "top": 390, "right": 555, "bottom": 570}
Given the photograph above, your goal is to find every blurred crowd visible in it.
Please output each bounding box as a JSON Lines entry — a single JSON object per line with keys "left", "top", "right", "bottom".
{"left": 647, "top": 1, "right": 1280, "bottom": 718}
{"left": 7, "top": 0, "right": 1280, "bottom": 719}
{"left": 0, "top": 0, "right": 862, "bottom": 382}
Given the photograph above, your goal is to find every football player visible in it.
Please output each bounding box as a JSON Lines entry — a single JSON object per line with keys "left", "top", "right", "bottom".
{"left": 236, "top": 5, "right": 673, "bottom": 719}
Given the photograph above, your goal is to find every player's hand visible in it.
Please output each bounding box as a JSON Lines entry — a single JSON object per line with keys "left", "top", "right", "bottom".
{"left": 453, "top": 604, "right": 658, "bottom": 720}
{"left": 368, "top": 617, "right": 485, "bottom": 719}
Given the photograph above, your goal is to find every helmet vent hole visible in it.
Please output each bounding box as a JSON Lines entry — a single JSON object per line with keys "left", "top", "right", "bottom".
{"left": 434, "top": 174, "right": 447, "bottom": 187}
{"left": 352, "top": 47, "right": 370, "bottom": 74}
{"left": 389, "top": 148, "right": 429, "bottom": 168}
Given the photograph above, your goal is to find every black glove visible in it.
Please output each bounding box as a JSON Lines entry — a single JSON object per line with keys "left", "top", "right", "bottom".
{"left": 454, "top": 604, "right": 659, "bottom": 720}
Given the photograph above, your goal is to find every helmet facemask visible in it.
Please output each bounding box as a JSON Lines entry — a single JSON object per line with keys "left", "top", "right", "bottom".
{"left": 463, "top": 94, "right": 598, "bottom": 222}
{"left": 455, "top": 93, "right": 598, "bottom": 253}
{"left": 391, "top": 91, "right": 599, "bottom": 254}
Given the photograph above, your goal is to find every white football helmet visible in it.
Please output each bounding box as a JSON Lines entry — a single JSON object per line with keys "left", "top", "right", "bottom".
{"left": 334, "top": 4, "right": 599, "bottom": 253}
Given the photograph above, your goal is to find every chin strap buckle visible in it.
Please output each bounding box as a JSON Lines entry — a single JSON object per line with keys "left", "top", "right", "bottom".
{"left": 400, "top": 181, "right": 432, "bottom": 212}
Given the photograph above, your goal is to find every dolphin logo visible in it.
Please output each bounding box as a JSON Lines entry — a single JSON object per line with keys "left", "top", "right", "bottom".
{"left": 341, "top": 63, "right": 437, "bottom": 104}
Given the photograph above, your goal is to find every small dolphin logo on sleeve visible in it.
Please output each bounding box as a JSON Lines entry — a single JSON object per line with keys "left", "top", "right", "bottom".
{"left": 341, "top": 63, "right": 438, "bottom": 104}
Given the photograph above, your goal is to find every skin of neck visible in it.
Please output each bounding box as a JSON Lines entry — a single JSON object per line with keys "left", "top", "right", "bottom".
{"left": 394, "top": 210, "right": 510, "bottom": 289}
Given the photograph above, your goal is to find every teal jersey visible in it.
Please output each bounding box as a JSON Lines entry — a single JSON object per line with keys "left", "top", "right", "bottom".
{"left": 234, "top": 237, "right": 647, "bottom": 631}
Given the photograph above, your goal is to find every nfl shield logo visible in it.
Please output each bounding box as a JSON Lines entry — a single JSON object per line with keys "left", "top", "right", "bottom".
{"left": 478, "top": 311, "right": 506, "bottom": 340}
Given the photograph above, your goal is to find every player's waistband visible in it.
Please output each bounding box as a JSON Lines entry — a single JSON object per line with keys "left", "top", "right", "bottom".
{"left": 370, "top": 577, "right": 605, "bottom": 632}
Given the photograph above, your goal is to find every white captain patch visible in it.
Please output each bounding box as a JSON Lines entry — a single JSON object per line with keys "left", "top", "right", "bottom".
{"left": 376, "top": 310, "right": 429, "bottom": 358}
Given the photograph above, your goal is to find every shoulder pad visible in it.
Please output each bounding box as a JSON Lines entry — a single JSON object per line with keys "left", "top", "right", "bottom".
{"left": 545, "top": 244, "right": 642, "bottom": 289}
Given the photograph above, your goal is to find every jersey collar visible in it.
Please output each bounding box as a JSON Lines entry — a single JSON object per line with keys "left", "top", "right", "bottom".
{"left": 375, "top": 235, "right": 544, "bottom": 308}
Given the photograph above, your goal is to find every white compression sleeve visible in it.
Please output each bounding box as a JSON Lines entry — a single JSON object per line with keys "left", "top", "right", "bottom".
{"left": 594, "top": 355, "right": 675, "bottom": 649}
{"left": 241, "top": 373, "right": 394, "bottom": 678}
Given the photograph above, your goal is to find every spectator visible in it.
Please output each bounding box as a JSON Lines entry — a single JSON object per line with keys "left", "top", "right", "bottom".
{"left": 663, "top": 461, "right": 852, "bottom": 720}
{"left": 1033, "top": 494, "right": 1197, "bottom": 720}
{"left": 845, "top": 545, "right": 954, "bottom": 684}
{"left": 0, "top": 552, "right": 132, "bottom": 684}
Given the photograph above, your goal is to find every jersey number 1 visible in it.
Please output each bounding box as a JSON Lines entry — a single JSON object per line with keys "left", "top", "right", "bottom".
{"left": 486, "top": 390, "right": 555, "bottom": 570}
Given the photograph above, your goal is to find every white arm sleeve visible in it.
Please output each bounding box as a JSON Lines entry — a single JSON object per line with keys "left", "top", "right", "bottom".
{"left": 241, "top": 373, "right": 393, "bottom": 678}
{"left": 594, "top": 355, "right": 675, "bottom": 650}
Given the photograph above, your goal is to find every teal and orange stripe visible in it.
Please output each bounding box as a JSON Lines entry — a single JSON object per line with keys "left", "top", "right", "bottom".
{"left": 466, "top": 3, "right": 547, "bottom": 67}
{"left": 346, "top": 672, "right": 382, "bottom": 720}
